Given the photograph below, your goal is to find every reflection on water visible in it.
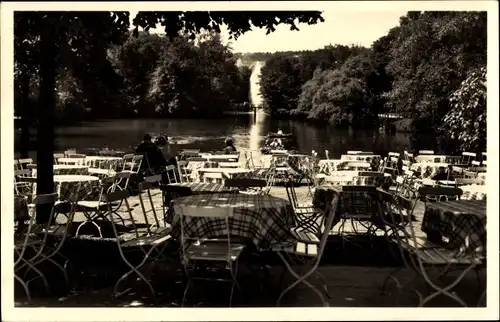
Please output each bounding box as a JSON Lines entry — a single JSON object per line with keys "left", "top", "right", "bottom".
{"left": 18, "top": 113, "right": 414, "bottom": 160}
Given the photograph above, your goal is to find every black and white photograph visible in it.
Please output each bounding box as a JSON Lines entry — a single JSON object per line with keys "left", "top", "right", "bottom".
{"left": 1, "top": 1, "right": 498, "bottom": 320}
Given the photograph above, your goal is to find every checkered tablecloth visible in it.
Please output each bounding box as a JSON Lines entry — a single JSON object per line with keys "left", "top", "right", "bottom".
{"left": 33, "top": 175, "right": 100, "bottom": 201}
{"left": 312, "top": 185, "right": 382, "bottom": 229}
{"left": 410, "top": 162, "right": 450, "bottom": 178}
{"left": 166, "top": 193, "right": 295, "bottom": 250}
{"left": 421, "top": 200, "right": 486, "bottom": 257}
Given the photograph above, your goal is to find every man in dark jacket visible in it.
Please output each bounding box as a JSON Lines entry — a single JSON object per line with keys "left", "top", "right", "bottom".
{"left": 222, "top": 137, "right": 237, "bottom": 154}
{"left": 136, "top": 134, "right": 168, "bottom": 172}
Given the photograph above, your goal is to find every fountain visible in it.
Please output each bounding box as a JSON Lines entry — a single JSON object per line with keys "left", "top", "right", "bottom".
{"left": 249, "top": 61, "right": 264, "bottom": 107}
{"left": 248, "top": 61, "right": 266, "bottom": 164}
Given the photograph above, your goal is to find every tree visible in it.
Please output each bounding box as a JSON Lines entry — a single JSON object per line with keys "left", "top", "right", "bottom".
{"left": 442, "top": 66, "right": 486, "bottom": 152}
{"left": 383, "top": 11, "right": 486, "bottom": 151}
{"left": 16, "top": 11, "right": 324, "bottom": 223}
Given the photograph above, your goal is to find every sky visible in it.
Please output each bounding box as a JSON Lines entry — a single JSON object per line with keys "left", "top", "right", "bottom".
{"left": 129, "top": 10, "right": 408, "bottom": 53}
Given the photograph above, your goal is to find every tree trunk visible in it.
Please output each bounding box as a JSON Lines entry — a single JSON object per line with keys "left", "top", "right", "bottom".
{"left": 36, "top": 22, "right": 57, "bottom": 224}
{"left": 19, "top": 73, "right": 31, "bottom": 158}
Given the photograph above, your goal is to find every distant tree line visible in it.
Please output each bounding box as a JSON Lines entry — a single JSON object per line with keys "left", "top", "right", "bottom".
{"left": 257, "top": 11, "right": 487, "bottom": 153}
{"left": 14, "top": 30, "right": 252, "bottom": 126}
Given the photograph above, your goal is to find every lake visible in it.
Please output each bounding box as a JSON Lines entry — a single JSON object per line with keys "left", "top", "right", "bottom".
{"left": 16, "top": 111, "right": 413, "bottom": 160}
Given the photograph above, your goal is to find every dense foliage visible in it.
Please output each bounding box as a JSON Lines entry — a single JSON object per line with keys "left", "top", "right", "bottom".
{"left": 257, "top": 11, "right": 487, "bottom": 152}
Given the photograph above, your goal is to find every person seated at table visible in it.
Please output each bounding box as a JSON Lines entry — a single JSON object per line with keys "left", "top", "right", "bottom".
{"left": 431, "top": 166, "right": 454, "bottom": 181}
{"left": 269, "top": 138, "right": 283, "bottom": 149}
{"left": 136, "top": 133, "right": 168, "bottom": 172}
{"left": 222, "top": 137, "right": 237, "bottom": 154}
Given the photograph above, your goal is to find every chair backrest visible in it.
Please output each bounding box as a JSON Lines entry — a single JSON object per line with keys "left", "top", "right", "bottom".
{"left": 471, "top": 160, "right": 481, "bottom": 166}
{"left": 462, "top": 151, "right": 477, "bottom": 157}
{"left": 419, "top": 150, "right": 434, "bottom": 155}
{"left": 138, "top": 179, "right": 163, "bottom": 231}
{"left": 388, "top": 152, "right": 400, "bottom": 158}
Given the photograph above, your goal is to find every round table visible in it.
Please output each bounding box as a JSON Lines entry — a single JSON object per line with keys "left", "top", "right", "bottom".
{"left": 32, "top": 175, "right": 100, "bottom": 201}
{"left": 166, "top": 193, "right": 295, "bottom": 250}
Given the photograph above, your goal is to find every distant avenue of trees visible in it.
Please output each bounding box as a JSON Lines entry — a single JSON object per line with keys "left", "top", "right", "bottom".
{"left": 254, "top": 11, "right": 487, "bottom": 153}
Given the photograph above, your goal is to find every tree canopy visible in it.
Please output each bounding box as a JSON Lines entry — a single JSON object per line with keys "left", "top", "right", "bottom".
{"left": 256, "top": 11, "right": 487, "bottom": 152}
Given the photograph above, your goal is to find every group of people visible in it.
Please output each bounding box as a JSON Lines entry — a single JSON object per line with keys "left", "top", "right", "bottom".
{"left": 135, "top": 133, "right": 238, "bottom": 174}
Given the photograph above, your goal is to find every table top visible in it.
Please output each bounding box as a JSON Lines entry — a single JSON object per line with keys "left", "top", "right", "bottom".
{"left": 426, "top": 200, "right": 486, "bottom": 218}
{"left": 57, "top": 157, "right": 86, "bottom": 163}
{"left": 172, "top": 193, "right": 289, "bottom": 209}
{"left": 85, "top": 156, "right": 123, "bottom": 161}
{"left": 53, "top": 175, "right": 100, "bottom": 182}
{"left": 199, "top": 153, "right": 239, "bottom": 160}
{"left": 198, "top": 167, "right": 251, "bottom": 174}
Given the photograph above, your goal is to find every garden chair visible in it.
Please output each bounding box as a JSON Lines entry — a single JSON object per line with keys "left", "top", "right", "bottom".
{"left": 165, "top": 164, "right": 180, "bottom": 183}
{"left": 335, "top": 185, "right": 380, "bottom": 248}
{"left": 102, "top": 189, "right": 172, "bottom": 300}
{"left": 284, "top": 174, "right": 320, "bottom": 215}
{"left": 381, "top": 187, "right": 483, "bottom": 307}
{"left": 16, "top": 185, "right": 81, "bottom": 299}
{"left": 461, "top": 152, "right": 476, "bottom": 165}
{"left": 174, "top": 203, "right": 246, "bottom": 307}
{"left": 273, "top": 192, "right": 339, "bottom": 307}
{"left": 53, "top": 153, "right": 65, "bottom": 165}
{"left": 75, "top": 172, "right": 129, "bottom": 237}
{"left": 176, "top": 160, "right": 191, "bottom": 183}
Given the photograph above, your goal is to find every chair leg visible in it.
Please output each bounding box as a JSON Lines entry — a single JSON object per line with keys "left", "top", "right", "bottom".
{"left": 14, "top": 273, "right": 31, "bottom": 301}
{"left": 381, "top": 266, "right": 405, "bottom": 295}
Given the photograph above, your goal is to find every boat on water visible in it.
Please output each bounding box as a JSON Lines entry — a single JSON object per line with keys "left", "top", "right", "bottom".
{"left": 266, "top": 132, "right": 293, "bottom": 139}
